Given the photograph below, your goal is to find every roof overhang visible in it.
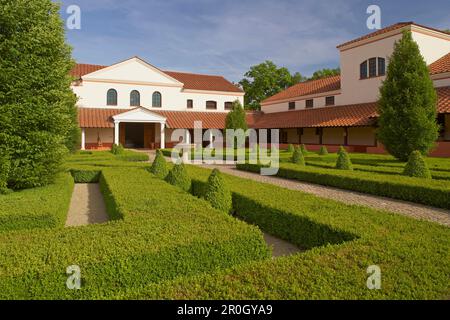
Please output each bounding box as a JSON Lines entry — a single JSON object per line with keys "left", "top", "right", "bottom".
{"left": 112, "top": 107, "right": 167, "bottom": 124}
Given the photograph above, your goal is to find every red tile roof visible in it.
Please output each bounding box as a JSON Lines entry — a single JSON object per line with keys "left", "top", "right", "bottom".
{"left": 70, "top": 63, "right": 242, "bottom": 93}
{"left": 337, "top": 22, "right": 450, "bottom": 49}
{"left": 430, "top": 53, "right": 450, "bottom": 75}
{"left": 78, "top": 108, "right": 230, "bottom": 129}
{"left": 252, "top": 103, "right": 378, "bottom": 129}
{"left": 437, "top": 86, "right": 450, "bottom": 113}
{"left": 164, "top": 71, "right": 243, "bottom": 93}
{"left": 262, "top": 75, "right": 341, "bottom": 104}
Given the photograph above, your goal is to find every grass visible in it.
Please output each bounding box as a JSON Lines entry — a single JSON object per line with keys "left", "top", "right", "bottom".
{"left": 1, "top": 149, "right": 449, "bottom": 299}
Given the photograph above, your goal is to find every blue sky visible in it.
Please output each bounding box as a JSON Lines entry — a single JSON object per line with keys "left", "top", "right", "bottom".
{"left": 59, "top": 0, "right": 450, "bottom": 82}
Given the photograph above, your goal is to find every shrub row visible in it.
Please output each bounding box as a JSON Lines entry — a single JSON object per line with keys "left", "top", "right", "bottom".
{"left": 237, "top": 162, "right": 450, "bottom": 209}
{"left": 0, "top": 173, "right": 74, "bottom": 232}
{"left": 118, "top": 165, "right": 450, "bottom": 299}
{"left": 0, "top": 166, "right": 269, "bottom": 299}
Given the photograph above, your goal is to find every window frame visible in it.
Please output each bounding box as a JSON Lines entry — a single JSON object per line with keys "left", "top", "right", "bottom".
{"left": 224, "top": 102, "right": 233, "bottom": 110}
{"left": 152, "top": 91, "right": 162, "bottom": 108}
{"left": 360, "top": 61, "right": 368, "bottom": 79}
{"left": 325, "top": 96, "right": 335, "bottom": 106}
{"left": 288, "top": 101, "right": 296, "bottom": 110}
{"left": 130, "top": 90, "right": 141, "bottom": 107}
{"left": 107, "top": 89, "right": 118, "bottom": 106}
{"left": 305, "top": 99, "right": 314, "bottom": 109}
{"left": 187, "top": 99, "right": 193, "bottom": 109}
{"left": 378, "top": 57, "right": 386, "bottom": 76}
{"left": 206, "top": 100, "right": 217, "bottom": 110}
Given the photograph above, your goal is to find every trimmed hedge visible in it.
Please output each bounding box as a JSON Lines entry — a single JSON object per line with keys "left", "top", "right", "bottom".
{"left": 292, "top": 147, "right": 305, "bottom": 165}
{"left": 403, "top": 151, "right": 431, "bottom": 179}
{"left": 165, "top": 163, "right": 191, "bottom": 191}
{"left": 150, "top": 150, "right": 169, "bottom": 179}
{"left": 118, "top": 165, "right": 450, "bottom": 300}
{"left": 204, "top": 169, "right": 233, "bottom": 213}
{"left": 69, "top": 169, "right": 101, "bottom": 183}
{"left": 0, "top": 173, "right": 74, "bottom": 232}
{"left": 0, "top": 167, "right": 269, "bottom": 299}
{"left": 237, "top": 162, "right": 450, "bottom": 209}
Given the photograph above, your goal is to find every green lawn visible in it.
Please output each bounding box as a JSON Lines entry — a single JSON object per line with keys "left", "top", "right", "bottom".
{"left": 0, "top": 149, "right": 449, "bottom": 299}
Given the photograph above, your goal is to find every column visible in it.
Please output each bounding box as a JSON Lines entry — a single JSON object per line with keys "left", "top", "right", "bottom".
{"left": 160, "top": 122, "right": 165, "bottom": 149}
{"left": 114, "top": 121, "right": 120, "bottom": 145}
{"left": 81, "top": 128, "right": 86, "bottom": 150}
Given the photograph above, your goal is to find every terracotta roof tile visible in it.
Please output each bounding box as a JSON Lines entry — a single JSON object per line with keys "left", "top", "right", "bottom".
{"left": 253, "top": 103, "right": 378, "bottom": 129}
{"left": 437, "top": 86, "right": 450, "bottom": 113}
{"left": 430, "top": 53, "right": 450, "bottom": 75}
{"left": 262, "top": 75, "right": 341, "bottom": 104}
{"left": 70, "top": 64, "right": 242, "bottom": 93}
{"left": 70, "top": 64, "right": 107, "bottom": 78}
{"left": 78, "top": 108, "right": 229, "bottom": 129}
{"left": 164, "top": 71, "right": 243, "bottom": 93}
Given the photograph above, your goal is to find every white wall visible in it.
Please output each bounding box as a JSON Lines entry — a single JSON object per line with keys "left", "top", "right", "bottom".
{"left": 434, "top": 76, "right": 450, "bottom": 88}
{"left": 262, "top": 93, "right": 340, "bottom": 113}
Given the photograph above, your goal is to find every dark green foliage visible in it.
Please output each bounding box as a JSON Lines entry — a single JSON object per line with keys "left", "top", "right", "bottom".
{"left": 237, "top": 162, "right": 450, "bottom": 210}
{"left": 287, "top": 144, "right": 294, "bottom": 152}
{"left": 225, "top": 100, "right": 248, "bottom": 131}
{"left": 308, "top": 68, "right": 340, "bottom": 80}
{"left": 111, "top": 144, "right": 125, "bottom": 155}
{"left": 292, "top": 147, "right": 305, "bottom": 165}
{"left": 403, "top": 151, "right": 432, "bottom": 179}
{"left": 0, "top": 0, "right": 79, "bottom": 189}
{"left": 335, "top": 147, "right": 353, "bottom": 170}
{"left": 0, "top": 151, "right": 11, "bottom": 194}
{"left": 300, "top": 144, "right": 308, "bottom": 155}
{"left": 165, "top": 163, "right": 191, "bottom": 192}
{"left": 69, "top": 170, "right": 101, "bottom": 183}
{"left": 150, "top": 150, "right": 169, "bottom": 179}
{"left": 239, "top": 61, "right": 304, "bottom": 110}
{"left": 319, "top": 146, "right": 329, "bottom": 155}
{"left": 204, "top": 169, "right": 232, "bottom": 213}
{"left": 378, "top": 31, "right": 439, "bottom": 161}
{"left": 0, "top": 173, "right": 73, "bottom": 232}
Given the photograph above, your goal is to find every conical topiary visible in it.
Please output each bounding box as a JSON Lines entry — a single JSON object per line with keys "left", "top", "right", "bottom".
{"left": 204, "top": 169, "right": 232, "bottom": 213}
{"left": 111, "top": 143, "right": 124, "bottom": 155}
{"left": 287, "top": 144, "right": 294, "bottom": 153}
{"left": 292, "top": 147, "right": 306, "bottom": 166}
{"left": 403, "top": 151, "right": 432, "bottom": 179}
{"left": 165, "top": 163, "right": 191, "bottom": 192}
{"left": 150, "top": 149, "right": 169, "bottom": 179}
{"left": 319, "top": 146, "right": 329, "bottom": 155}
{"left": 300, "top": 144, "right": 308, "bottom": 155}
{"left": 335, "top": 147, "right": 353, "bottom": 170}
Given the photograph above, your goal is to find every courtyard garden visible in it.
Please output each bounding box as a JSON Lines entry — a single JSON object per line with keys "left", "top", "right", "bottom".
{"left": 0, "top": 148, "right": 449, "bottom": 299}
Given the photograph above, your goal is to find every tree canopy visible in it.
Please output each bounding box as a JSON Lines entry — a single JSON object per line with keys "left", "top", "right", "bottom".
{"left": 308, "top": 68, "right": 340, "bottom": 80}
{"left": 377, "top": 31, "right": 439, "bottom": 161}
{"left": 0, "top": 0, "right": 79, "bottom": 189}
{"left": 239, "top": 61, "right": 304, "bottom": 110}
{"left": 225, "top": 100, "right": 248, "bottom": 131}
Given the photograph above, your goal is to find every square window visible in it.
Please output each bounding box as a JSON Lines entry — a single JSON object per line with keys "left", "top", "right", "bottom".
{"left": 225, "top": 102, "right": 233, "bottom": 110}
{"left": 288, "top": 102, "right": 296, "bottom": 110}
{"left": 325, "top": 96, "right": 335, "bottom": 106}
{"left": 306, "top": 99, "right": 314, "bottom": 108}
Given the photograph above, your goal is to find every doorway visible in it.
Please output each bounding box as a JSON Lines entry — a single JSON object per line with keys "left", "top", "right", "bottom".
{"left": 124, "top": 123, "right": 144, "bottom": 148}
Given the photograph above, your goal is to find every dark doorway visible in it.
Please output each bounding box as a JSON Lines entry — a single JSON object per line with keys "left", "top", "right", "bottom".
{"left": 125, "top": 123, "right": 144, "bottom": 148}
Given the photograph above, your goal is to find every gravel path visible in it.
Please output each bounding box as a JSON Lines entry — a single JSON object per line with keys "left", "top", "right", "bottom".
{"left": 65, "top": 184, "right": 109, "bottom": 227}
{"left": 263, "top": 233, "right": 302, "bottom": 257}
{"left": 201, "top": 164, "right": 450, "bottom": 227}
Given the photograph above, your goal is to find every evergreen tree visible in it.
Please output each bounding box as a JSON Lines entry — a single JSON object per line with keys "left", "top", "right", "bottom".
{"left": 287, "top": 144, "right": 295, "bottom": 153}
{"left": 403, "top": 151, "right": 432, "bottom": 179}
{"left": 150, "top": 150, "right": 169, "bottom": 179}
{"left": 0, "top": 0, "right": 79, "bottom": 189}
{"left": 292, "top": 147, "right": 305, "bottom": 165}
{"left": 204, "top": 169, "right": 232, "bottom": 213}
{"left": 225, "top": 100, "right": 248, "bottom": 149}
{"left": 165, "top": 164, "right": 191, "bottom": 192}
{"left": 378, "top": 31, "right": 439, "bottom": 161}
{"left": 335, "top": 147, "right": 353, "bottom": 170}
{"left": 319, "top": 146, "right": 329, "bottom": 155}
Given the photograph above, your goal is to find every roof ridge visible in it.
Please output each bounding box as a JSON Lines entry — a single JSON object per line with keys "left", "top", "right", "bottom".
{"left": 164, "top": 70, "right": 227, "bottom": 78}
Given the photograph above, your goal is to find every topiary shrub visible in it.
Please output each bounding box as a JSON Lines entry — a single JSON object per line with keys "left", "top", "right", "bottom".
{"left": 292, "top": 147, "right": 306, "bottom": 166}
{"left": 204, "top": 169, "right": 232, "bottom": 213}
{"left": 111, "top": 144, "right": 125, "bottom": 155}
{"left": 165, "top": 163, "right": 191, "bottom": 192}
{"left": 319, "top": 146, "right": 328, "bottom": 155}
{"left": 150, "top": 150, "right": 169, "bottom": 179}
{"left": 300, "top": 144, "right": 308, "bottom": 155}
{"left": 287, "top": 144, "right": 294, "bottom": 153}
{"left": 0, "top": 151, "right": 11, "bottom": 194}
{"left": 335, "top": 147, "right": 353, "bottom": 170}
{"left": 403, "top": 151, "right": 432, "bottom": 179}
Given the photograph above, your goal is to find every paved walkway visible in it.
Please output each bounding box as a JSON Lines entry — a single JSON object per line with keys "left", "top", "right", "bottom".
{"left": 66, "top": 184, "right": 109, "bottom": 227}
{"left": 200, "top": 164, "right": 450, "bottom": 227}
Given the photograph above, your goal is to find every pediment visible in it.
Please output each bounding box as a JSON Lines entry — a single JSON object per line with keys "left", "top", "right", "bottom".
{"left": 112, "top": 107, "right": 167, "bottom": 123}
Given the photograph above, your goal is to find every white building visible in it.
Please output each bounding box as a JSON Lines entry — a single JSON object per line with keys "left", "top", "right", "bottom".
{"left": 72, "top": 56, "right": 244, "bottom": 150}
{"left": 258, "top": 22, "right": 450, "bottom": 156}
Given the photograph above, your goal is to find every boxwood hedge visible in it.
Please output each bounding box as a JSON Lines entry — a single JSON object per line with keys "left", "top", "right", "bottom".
{"left": 237, "top": 162, "right": 450, "bottom": 209}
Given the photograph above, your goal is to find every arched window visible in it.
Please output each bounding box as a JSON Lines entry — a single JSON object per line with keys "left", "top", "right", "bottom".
{"left": 107, "top": 89, "right": 117, "bottom": 106}
{"left": 130, "top": 90, "right": 140, "bottom": 107}
{"left": 360, "top": 57, "right": 386, "bottom": 79}
{"left": 152, "top": 91, "right": 162, "bottom": 108}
